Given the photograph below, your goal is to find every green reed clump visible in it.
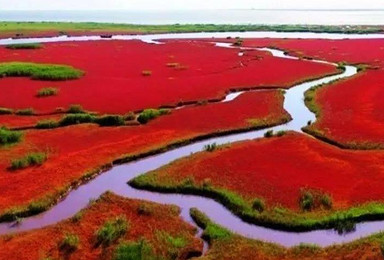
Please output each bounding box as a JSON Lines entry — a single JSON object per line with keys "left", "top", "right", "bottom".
{"left": 59, "top": 113, "right": 95, "bottom": 126}
{"left": 67, "top": 104, "right": 85, "bottom": 114}
{"left": 0, "top": 127, "right": 22, "bottom": 145}
{"left": 5, "top": 43, "right": 42, "bottom": 49}
{"left": 36, "top": 120, "right": 59, "bottom": 129}
{"left": 59, "top": 233, "right": 79, "bottom": 252}
{"left": 0, "top": 107, "right": 13, "bottom": 115}
{"left": 95, "top": 216, "right": 129, "bottom": 246}
{"left": 10, "top": 152, "right": 47, "bottom": 170}
{"left": 94, "top": 115, "right": 125, "bottom": 126}
{"left": 0, "top": 62, "right": 84, "bottom": 81}
{"left": 37, "top": 87, "right": 58, "bottom": 97}
{"left": 137, "top": 108, "right": 170, "bottom": 124}
{"left": 15, "top": 108, "right": 34, "bottom": 115}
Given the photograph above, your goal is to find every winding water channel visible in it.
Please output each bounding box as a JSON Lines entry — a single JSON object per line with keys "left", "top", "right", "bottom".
{"left": 1, "top": 32, "right": 383, "bottom": 248}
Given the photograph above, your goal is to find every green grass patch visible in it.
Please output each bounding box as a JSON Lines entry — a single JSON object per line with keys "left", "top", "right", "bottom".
{"left": 190, "top": 208, "right": 231, "bottom": 242}
{"left": 137, "top": 108, "right": 170, "bottom": 124}
{"left": 264, "top": 130, "right": 274, "bottom": 138}
{"left": 300, "top": 190, "right": 314, "bottom": 211}
{"left": 59, "top": 113, "right": 95, "bottom": 126}
{"left": 36, "top": 87, "right": 58, "bottom": 97}
{"left": 36, "top": 119, "right": 59, "bottom": 129}
{"left": 131, "top": 170, "right": 384, "bottom": 232}
{"left": 95, "top": 215, "right": 129, "bottom": 246}
{"left": 94, "top": 115, "right": 125, "bottom": 126}
{"left": 5, "top": 43, "right": 42, "bottom": 49}
{"left": 67, "top": 104, "right": 85, "bottom": 114}
{"left": 157, "top": 231, "right": 187, "bottom": 248}
{"left": 203, "top": 142, "right": 217, "bottom": 152}
{"left": 59, "top": 113, "right": 127, "bottom": 127}
{"left": 0, "top": 62, "right": 84, "bottom": 81}
{"left": 114, "top": 239, "right": 154, "bottom": 260}
{"left": 15, "top": 108, "right": 34, "bottom": 115}
{"left": 10, "top": 152, "right": 47, "bottom": 170}
{"left": 0, "top": 127, "right": 22, "bottom": 145}
{"left": 0, "top": 107, "right": 13, "bottom": 115}
{"left": 252, "top": 198, "right": 265, "bottom": 213}
{"left": 59, "top": 233, "right": 79, "bottom": 252}
{"left": 1, "top": 22, "right": 382, "bottom": 35}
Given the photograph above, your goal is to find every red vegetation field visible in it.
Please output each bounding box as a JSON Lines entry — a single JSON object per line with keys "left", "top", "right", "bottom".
{"left": 0, "top": 192, "right": 202, "bottom": 260}
{"left": 211, "top": 38, "right": 384, "bottom": 147}
{"left": 0, "top": 114, "right": 62, "bottom": 129}
{"left": 0, "top": 40, "right": 338, "bottom": 114}
{"left": 221, "top": 38, "right": 384, "bottom": 67}
{"left": 142, "top": 132, "right": 384, "bottom": 210}
{"left": 0, "top": 90, "right": 289, "bottom": 215}
{"left": 201, "top": 229, "right": 384, "bottom": 260}
{"left": 306, "top": 69, "right": 384, "bottom": 148}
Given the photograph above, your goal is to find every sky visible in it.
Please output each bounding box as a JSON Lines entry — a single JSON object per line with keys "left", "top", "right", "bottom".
{"left": 1, "top": 0, "right": 383, "bottom": 11}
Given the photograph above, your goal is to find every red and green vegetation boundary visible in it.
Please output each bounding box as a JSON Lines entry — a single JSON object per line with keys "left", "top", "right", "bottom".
{"left": 191, "top": 208, "right": 384, "bottom": 260}
{"left": 303, "top": 69, "right": 384, "bottom": 149}
{"left": 0, "top": 90, "right": 290, "bottom": 221}
{"left": 0, "top": 22, "right": 383, "bottom": 39}
{"left": 130, "top": 132, "right": 384, "bottom": 232}
{"left": 216, "top": 38, "right": 384, "bottom": 149}
{"left": 0, "top": 192, "right": 202, "bottom": 260}
{"left": 0, "top": 40, "right": 339, "bottom": 114}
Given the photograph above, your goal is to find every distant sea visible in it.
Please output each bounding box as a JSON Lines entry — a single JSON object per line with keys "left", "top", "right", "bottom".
{"left": 1, "top": 9, "right": 384, "bottom": 25}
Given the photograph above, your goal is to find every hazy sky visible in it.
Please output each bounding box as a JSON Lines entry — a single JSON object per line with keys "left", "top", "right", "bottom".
{"left": 1, "top": 0, "right": 383, "bottom": 11}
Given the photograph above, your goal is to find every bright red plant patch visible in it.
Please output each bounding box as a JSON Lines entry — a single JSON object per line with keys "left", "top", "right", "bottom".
{"left": 138, "top": 132, "right": 384, "bottom": 211}
{"left": 0, "top": 90, "right": 289, "bottom": 216}
{"left": 0, "top": 192, "right": 202, "bottom": 260}
{"left": 211, "top": 38, "right": 384, "bottom": 147}
{"left": 0, "top": 40, "right": 338, "bottom": 114}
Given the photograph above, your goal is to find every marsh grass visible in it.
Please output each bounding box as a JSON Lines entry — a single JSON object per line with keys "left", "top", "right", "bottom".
{"left": 0, "top": 62, "right": 84, "bottom": 81}
{"left": 137, "top": 108, "right": 170, "bottom": 124}
{"left": 190, "top": 208, "right": 231, "bottom": 241}
{"left": 252, "top": 198, "right": 265, "bottom": 213}
{"left": 276, "top": 130, "right": 287, "bottom": 137}
{"left": 131, "top": 173, "right": 371, "bottom": 232}
{"left": 95, "top": 216, "right": 129, "bottom": 246}
{"left": 36, "top": 120, "right": 59, "bottom": 129}
{"left": 299, "top": 189, "right": 333, "bottom": 212}
{"left": 59, "top": 113, "right": 95, "bottom": 126}
{"left": 94, "top": 115, "right": 125, "bottom": 126}
{"left": 15, "top": 108, "right": 34, "bottom": 115}
{"left": 0, "top": 107, "right": 13, "bottom": 115}
{"left": 114, "top": 239, "right": 154, "bottom": 260}
{"left": 5, "top": 43, "right": 42, "bottom": 49}
{"left": 0, "top": 22, "right": 382, "bottom": 35}
{"left": 10, "top": 152, "right": 47, "bottom": 170}
{"left": 59, "top": 233, "right": 79, "bottom": 252}
{"left": 0, "top": 127, "right": 22, "bottom": 145}
{"left": 37, "top": 87, "right": 58, "bottom": 97}
{"left": 203, "top": 142, "right": 217, "bottom": 152}
{"left": 67, "top": 104, "right": 85, "bottom": 114}
{"left": 300, "top": 190, "right": 314, "bottom": 211}
{"left": 264, "top": 130, "right": 274, "bottom": 138}
{"left": 59, "top": 113, "right": 127, "bottom": 127}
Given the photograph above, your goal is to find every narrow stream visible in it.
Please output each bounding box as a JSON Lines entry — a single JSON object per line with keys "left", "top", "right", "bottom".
{"left": 1, "top": 32, "right": 382, "bottom": 248}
